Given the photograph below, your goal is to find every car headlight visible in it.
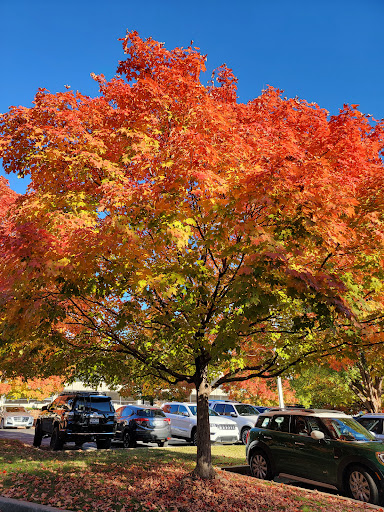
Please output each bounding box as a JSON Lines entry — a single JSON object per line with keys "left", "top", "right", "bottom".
{"left": 376, "top": 452, "right": 384, "bottom": 465}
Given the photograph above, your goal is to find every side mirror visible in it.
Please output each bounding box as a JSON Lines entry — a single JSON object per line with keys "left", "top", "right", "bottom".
{"left": 311, "top": 430, "right": 325, "bottom": 441}
{"left": 181, "top": 411, "right": 189, "bottom": 417}
{"left": 230, "top": 412, "right": 237, "bottom": 418}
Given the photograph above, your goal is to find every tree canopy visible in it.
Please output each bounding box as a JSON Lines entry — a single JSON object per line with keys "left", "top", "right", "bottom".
{"left": 1, "top": 31, "right": 384, "bottom": 477}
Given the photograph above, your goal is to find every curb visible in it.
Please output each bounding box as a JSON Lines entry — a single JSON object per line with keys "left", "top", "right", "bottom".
{"left": 0, "top": 496, "right": 72, "bottom": 512}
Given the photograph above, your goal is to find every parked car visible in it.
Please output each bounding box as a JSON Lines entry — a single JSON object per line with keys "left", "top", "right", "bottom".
{"left": 0, "top": 406, "right": 34, "bottom": 429}
{"left": 162, "top": 402, "right": 239, "bottom": 445}
{"left": 246, "top": 407, "right": 384, "bottom": 505}
{"left": 210, "top": 401, "right": 260, "bottom": 444}
{"left": 33, "top": 391, "right": 115, "bottom": 450}
{"left": 356, "top": 413, "right": 384, "bottom": 440}
{"left": 114, "top": 405, "right": 171, "bottom": 447}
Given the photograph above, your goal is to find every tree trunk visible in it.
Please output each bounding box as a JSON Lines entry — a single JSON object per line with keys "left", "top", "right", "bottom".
{"left": 350, "top": 353, "right": 383, "bottom": 413}
{"left": 192, "top": 357, "right": 216, "bottom": 479}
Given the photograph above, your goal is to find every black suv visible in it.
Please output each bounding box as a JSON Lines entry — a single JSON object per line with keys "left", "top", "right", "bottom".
{"left": 33, "top": 392, "right": 115, "bottom": 450}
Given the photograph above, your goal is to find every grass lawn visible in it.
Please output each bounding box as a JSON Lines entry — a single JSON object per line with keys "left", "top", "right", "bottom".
{"left": 0, "top": 439, "right": 382, "bottom": 512}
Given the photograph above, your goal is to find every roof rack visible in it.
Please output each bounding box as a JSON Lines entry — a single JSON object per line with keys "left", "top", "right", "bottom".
{"left": 60, "top": 391, "right": 108, "bottom": 396}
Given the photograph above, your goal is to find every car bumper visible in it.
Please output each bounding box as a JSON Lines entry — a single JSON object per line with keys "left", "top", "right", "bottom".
{"left": 3, "top": 418, "right": 34, "bottom": 428}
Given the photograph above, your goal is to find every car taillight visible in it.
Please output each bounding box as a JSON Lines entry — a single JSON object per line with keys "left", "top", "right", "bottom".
{"left": 134, "top": 418, "right": 150, "bottom": 425}
{"left": 245, "top": 430, "right": 250, "bottom": 444}
{"left": 164, "top": 418, "right": 171, "bottom": 423}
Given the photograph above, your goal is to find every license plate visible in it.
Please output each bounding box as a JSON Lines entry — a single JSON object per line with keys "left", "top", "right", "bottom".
{"left": 153, "top": 420, "right": 163, "bottom": 427}
{"left": 89, "top": 418, "right": 99, "bottom": 424}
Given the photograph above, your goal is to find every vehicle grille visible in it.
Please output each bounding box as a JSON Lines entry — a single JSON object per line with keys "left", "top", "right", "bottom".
{"left": 218, "top": 424, "right": 236, "bottom": 430}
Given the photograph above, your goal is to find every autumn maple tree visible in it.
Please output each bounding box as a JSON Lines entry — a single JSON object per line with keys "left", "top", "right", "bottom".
{"left": 1, "top": 32, "right": 384, "bottom": 478}
{"left": 0, "top": 375, "right": 64, "bottom": 401}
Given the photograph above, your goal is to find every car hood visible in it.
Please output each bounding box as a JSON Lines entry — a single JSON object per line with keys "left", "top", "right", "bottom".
{"left": 2, "top": 411, "right": 33, "bottom": 418}
{"left": 209, "top": 416, "right": 237, "bottom": 426}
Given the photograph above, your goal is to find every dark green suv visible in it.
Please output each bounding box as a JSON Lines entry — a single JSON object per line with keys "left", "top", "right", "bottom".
{"left": 33, "top": 391, "right": 115, "bottom": 450}
{"left": 246, "top": 408, "right": 384, "bottom": 505}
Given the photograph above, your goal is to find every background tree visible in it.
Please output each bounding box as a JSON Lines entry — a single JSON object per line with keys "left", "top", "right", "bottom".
{"left": 1, "top": 32, "right": 384, "bottom": 479}
{"left": 221, "top": 376, "right": 296, "bottom": 407}
{"left": 0, "top": 375, "right": 64, "bottom": 401}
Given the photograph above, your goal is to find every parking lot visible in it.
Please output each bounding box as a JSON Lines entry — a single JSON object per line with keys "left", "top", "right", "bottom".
{"left": 0, "top": 426, "right": 188, "bottom": 449}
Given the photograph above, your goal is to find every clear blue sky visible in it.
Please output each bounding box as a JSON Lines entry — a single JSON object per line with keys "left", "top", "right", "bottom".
{"left": 1, "top": 0, "right": 383, "bottom": 194}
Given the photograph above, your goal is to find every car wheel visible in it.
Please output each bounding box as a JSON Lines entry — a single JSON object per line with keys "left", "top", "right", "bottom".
{"left": 33, "top": 422, "right": 43, "bottom": 447}
{"left": 346, "top": 465, "right": 380, "bottom": 504}
{"left": 241, "top": 427, "right": 251, "bottom": 445}
{"left": 96, "top": 438, "right": 111, "bottom": 450}
{"left": 123, "top": 430, "right": 136, "bottom": 448}
{"left": 249, "top": 449, "right": 274, "bottom": 480}
{"left": 50, "top": 426, "right": 63, "bottom": 451}
{"left": 191, "top": 428, "right": 198, "bottom": 446}
{"left": 158, "top": 441, "right": 168, "bottom": 447}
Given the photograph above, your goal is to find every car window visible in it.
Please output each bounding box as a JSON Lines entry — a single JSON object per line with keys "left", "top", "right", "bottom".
{"left": 137, "top": 408, "right": 166, "bottom": 418}
{"left": 123, "top": 407, "right": 133, "bottom": 416}
{"left": 224, "top": 405, "right": 236, "bottom": 415}
{"left": 321, "top": 417, "right": 376, "bottom": 441}
{"left": 256, "top": 416, "right": 271, "bottom": 428}
{"left": 75, "top": 398, "right": 87, "bottom": 411}
{"left": 188, "top": 406, "right": 197, "bottom": 416}
{"left": 270, "top": 415, "right": 290, "bottom": 432}
{"left": 165, "top": 404, "right": 179, "bottom": 414}
{"left": 294, "top": 416, "right": 310, "bottom": 436}
{"left": 89, "top": 397, "right": 114, "bottom": 413}
{"left": 209, "top": 408, "right": 219, "bottom": 416}
{"left": 359, "top": 418, "right": 382, "bottom": 435}
{"left": 178, "top": 405, "right": 189, "bottom": 416}
{"left": 234, "top": 404, "right": 258, "bottom": 416}
{"left": 214, "top": 404, "right": 225, "bottom": 414}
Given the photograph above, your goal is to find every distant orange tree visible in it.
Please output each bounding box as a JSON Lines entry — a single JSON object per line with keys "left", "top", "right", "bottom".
{"left": 0, "top": 375, "right": 64, "bottom": 401}
{"left": 221, "top": 377, "right": 296, "bottom": 407}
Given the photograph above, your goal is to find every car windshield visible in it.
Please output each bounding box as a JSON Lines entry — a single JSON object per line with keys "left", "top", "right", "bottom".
{"left": 137, "top": 409, "right": 166, "bottom": 418}
{"left": 322, "top": 417, "right": 376, "bottom": 441}
{"left": 235, "top": 404, "right": 258, "bottom": 416}
{"left": 5, "top": 407, "right": 26, "bottom": 412}
{"left": 89, "top": 398, "right": 114, "bottom": 413}
{"left": 188, "top": 406, "right": 197, "bottom": 416}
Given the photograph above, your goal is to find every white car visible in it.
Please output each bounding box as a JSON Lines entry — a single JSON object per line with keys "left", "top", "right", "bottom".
{"left": 162, "top": 402, "right": 239, "bottom": 445}
{"left": 0, "top": 406, "right": 34, "bottom": 429}
{"left": 210, "top": 401, "right": 260, "bottom": 444}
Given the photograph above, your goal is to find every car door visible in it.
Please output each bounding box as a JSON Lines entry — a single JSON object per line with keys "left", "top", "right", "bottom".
{"left": 176, "top": 405, "right": 193, "bottom": 438}
{"left": 114, "top": 406, "right": 133, "bottom": 439}
{"left": 163, "top": 404, "right": 180, "bottom": 436}
{"left": 40, "top": 397, "right": 63, "bottom": 434}
{"left": 288, "top": 415, "right": 338, "bottom": 485}
{"left": 258, "top": 414, "right": 294, "bottom": 474}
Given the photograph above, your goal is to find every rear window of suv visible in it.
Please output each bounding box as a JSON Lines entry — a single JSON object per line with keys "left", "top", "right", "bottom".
{"left": 88, "top": 397, "right": 114, "bottom": 413}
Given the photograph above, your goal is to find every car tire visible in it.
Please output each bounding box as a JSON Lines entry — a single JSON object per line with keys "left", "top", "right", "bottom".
{"left": 191, "top": 428, "right": 198, "bottom": 446}
{"left": 96, "top": 438, "right": 111, "bottom": 450}
{"left": 123, "top": 430, "right": 136, "bottom": 448}
{"left": 33, "top": 422, "right": 43, "bottom": 448}
{"left": 346, "top": 465, "right": 380, "bottom": 504}
{"left": 50, "top": 426, "right": 64, "bottom": 451}
{"left": 241, "top": 427, "right": 251, "bottom": 445}
{"left": 249, "top": 449, "right": 274, "bottom": 480}
{"left": 158, "top": 441, "right": 168, "bottom": 447}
